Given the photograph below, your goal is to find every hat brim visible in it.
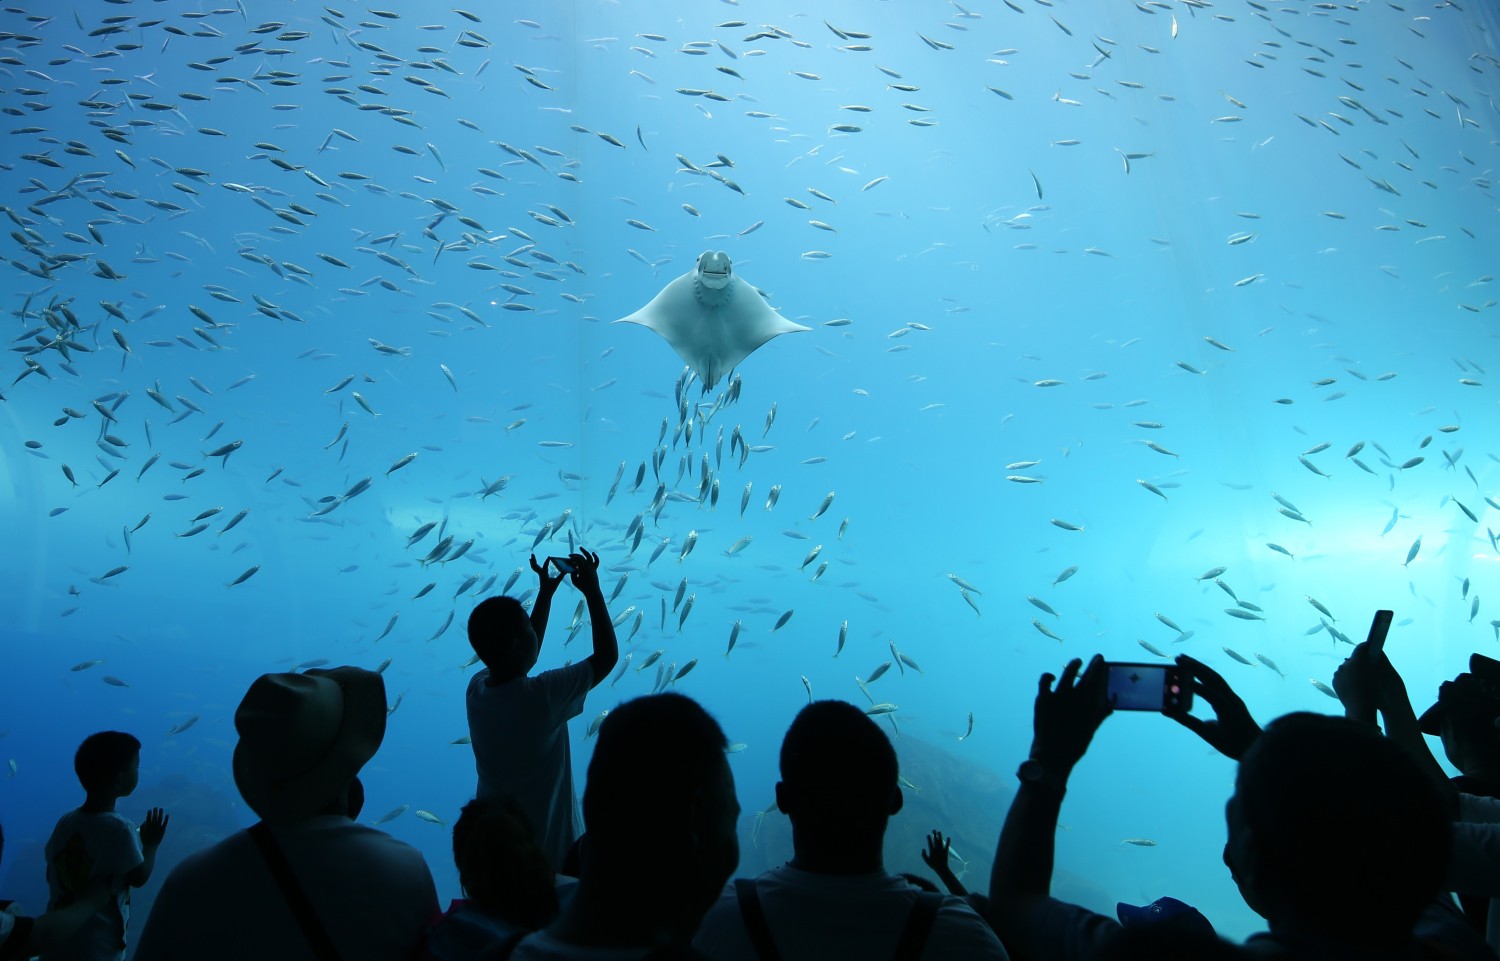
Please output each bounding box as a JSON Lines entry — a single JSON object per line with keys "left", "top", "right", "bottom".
{"left": 1472, "top": 654, "right": 1500, "bottom": 685}
{"left": 235, "top": 667, "right": 387, "bottom": 823}
{"left": 1418, "top": 701, "right": 1444, "bottom": 736}
{"left": 1116, "top": 898, "right": 1216, "bottom": 936}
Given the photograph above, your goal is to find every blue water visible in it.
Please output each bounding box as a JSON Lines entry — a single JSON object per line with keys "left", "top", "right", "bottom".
{"left": 2, "top": 0, "right": 1497, "bottom": 946}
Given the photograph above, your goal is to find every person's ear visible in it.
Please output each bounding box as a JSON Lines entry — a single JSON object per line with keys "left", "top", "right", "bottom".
{"left": 773, "top": 781, "right": 792, "bottom": 817}
{"left": 888, "top": 785, "right": 904, "bottom": 816}
{"left": 1223, "top": 823, "right": 1257, "bottom": 888}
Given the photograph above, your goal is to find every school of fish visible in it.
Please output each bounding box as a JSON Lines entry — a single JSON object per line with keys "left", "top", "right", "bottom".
{"left": 2, "top": 0, "right": 1498, "bottom": 899}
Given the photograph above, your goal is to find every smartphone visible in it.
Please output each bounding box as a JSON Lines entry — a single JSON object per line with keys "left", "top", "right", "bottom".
{"left": 547, "top": 555, "right": 575, "bottom": 574}
{"left": 1106, "top": 662, "right": 1193, "bottom": 712}
{"left": 1366, "top": 609, "right": 1394, "bottom": 654}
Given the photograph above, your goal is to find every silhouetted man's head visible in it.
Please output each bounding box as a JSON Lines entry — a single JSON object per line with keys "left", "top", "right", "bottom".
{"left": 581, "top": 693, "right": 738, "bottom": 921}
{"left": 777, "top": 700, "right": 901, "bottom": 839}
{"left": 468, "top": 596, "right": 539, "bottom": 679}
{"left": 1225, "top": 712, "right": 1448, "bottom": 946}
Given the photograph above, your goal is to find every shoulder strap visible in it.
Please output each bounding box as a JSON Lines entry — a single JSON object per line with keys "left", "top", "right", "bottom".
{"left": 890, "top": 892, "right": 944, "bottom": 961}
{"left": 734, "top": 878, "right": 783, "bottom": 961}
{"left": 248, "top": 822, "right": 345, "bottom": 961}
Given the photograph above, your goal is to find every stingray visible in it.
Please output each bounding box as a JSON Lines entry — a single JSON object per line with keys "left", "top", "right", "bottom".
{"left": 615, "top": 250, "right": 810, "bottom": 391}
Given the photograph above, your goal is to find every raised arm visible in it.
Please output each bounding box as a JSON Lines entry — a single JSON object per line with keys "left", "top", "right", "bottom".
{"left": 990, "top": 655, "right": 1112, "bottom": 936}
{"left": 567, "top": 549, "right": 618, "bottom": 689}
{"left": 1336, "top": 643, "right": 1459, "bottom": 816}
{"left": 527, "top": 553, "right": 567, "bottom": 647}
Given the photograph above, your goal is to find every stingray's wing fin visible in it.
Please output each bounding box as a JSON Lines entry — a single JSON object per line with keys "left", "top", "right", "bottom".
{"left": 722, "top": 278, "right": 812, "bottom": 364}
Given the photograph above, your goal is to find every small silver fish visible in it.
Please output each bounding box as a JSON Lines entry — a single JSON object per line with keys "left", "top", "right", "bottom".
{"left": 1027, "top": 596, "right": 1059, "bottom": 617}
{"left": 1254, "top": 654, "right": 1286, "bottom": 677}
{"left": 1033, "top": 619, "right": 1064, "bottom": 642}
{"left": 372, "top": 805, "right": 409, "bottom": 826}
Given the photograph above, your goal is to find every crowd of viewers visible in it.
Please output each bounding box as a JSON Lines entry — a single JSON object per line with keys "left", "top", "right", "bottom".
{"left": 5, "top": 550, "right": 1500, "bottom": 960}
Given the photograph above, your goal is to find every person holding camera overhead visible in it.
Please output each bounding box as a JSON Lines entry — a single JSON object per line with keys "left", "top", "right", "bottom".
{"left": 465, "top": 549, "right": 619, "bottom": 872}
{"left": 990, "top": 637, "right": 1485, "bottom": 961}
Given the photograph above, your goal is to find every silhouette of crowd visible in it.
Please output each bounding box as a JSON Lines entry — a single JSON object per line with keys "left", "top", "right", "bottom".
{"left": 5, "top": 553, "right": 1499, "bottom": 961}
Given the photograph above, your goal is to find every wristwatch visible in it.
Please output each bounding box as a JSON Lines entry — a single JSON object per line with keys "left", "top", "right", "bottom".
{"left": 1017, "top": 758, "right": 1068, "bottom": 793}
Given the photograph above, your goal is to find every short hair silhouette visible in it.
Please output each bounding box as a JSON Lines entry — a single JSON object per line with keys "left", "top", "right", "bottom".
{"left": 467, "top": 596, "right": 531, "bottom": 670}
{"left": 74, "top": 731, "right": 140, "bottom": 793}
{"left": 1234, "top": 712, "right": 1448, "bottom": 940}
{"left": 452, "top": 795, "right": 557, "bottom": 931}
{"left": 780, "top": 700, "right": 897, "bottom": 819}
{"left": 582, "top": 692, "right": 728, "bottom": 845}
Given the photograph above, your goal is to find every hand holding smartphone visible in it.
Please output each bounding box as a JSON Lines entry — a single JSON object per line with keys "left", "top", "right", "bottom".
{"left": 546, "top": 555, "right": 575, "bottom": 574}
{"left": 1106, "top": 662, "right": 1193, "bottom": 712}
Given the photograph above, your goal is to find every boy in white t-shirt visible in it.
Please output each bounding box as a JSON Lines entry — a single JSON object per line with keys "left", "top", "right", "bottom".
{"left": 466, "top": 549, "right": 618, "bottom": 870}
{"left": 42, "top": 730, "right": 168, "bottom": 961}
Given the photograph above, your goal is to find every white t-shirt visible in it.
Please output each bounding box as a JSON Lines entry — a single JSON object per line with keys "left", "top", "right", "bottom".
{"left": 692, "top": 864, "right": 1010, "bottom": 961}
{"left": 467, "top": 661, "right": 594, "bottom": 869}
{"left": 131, "top": 815, "right": 439, "bottom": 961}
{"left": 1, "top": 907, "right": 26, "bottom": 957}
{"left": 41, "top": 809, "right": 143, "bottom": 961}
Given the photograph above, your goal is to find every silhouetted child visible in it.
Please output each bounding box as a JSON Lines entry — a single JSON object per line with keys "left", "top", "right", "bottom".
{"left": 42, "top": 731, "right": 167, "bottom": 961}
{"left": 424, "top": 796, "right": 563, "bottom": 960}
{"left": 466, "top": 549, "right": 618, "bottom": 871}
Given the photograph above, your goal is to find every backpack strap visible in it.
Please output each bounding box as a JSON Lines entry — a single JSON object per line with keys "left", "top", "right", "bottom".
{"left": 734, "top": 878, "right": 784, "bottom": 961}
{"left": 248, "top": 822, "right": 345, "bottom": 961}
{"left": 890, "top": 892, "right": 944, "bottom": 961}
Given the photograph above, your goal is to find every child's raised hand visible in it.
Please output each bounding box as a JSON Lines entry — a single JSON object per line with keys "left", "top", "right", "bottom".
{"left": 567, "top": 548, "right": 602, "bottom": 596}
{"left": 140, "top": 807, "right": 169, "bottom": 847}
{"left": 921, "top": 829, "right": 957, "bottom": 878}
